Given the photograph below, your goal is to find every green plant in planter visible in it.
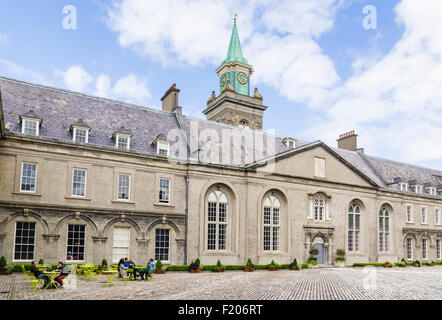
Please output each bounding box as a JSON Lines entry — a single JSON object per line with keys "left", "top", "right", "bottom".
{"left": 212, "top": 260, "right": 224, "bottom": 272}
{"left": 101, "top": 259, "right": 109, "bottom": 271}
{"left": 267, "top": 260, "right": 280, "bottom": 270}
{"left": 399, "top": 258, "right": 407, "bottom": 267}
{"left": 0, "top": 256, "right": 7, "bottom": 271}
{"left": 189, "top": 258, "right": 202, "bottom": 272}
{"left": 413, "top": 260, "right": 421, "bottom": 267}
{"left": 289, "top": 258, "right": 299, "bottom": 270}
{"left": 383, "top": 261, "right": 392, "bottom": 268}
{"left": 335, "top": 249, "right": 346, "bottom": 262}
{"left": 155, "top": 259, "right": 165, "bottom": 273}
{"left": 244, "top": 258, "right": 255, "bottom": 271}
{"left": 38, "top": 258, "right": 44, "bottom": 265}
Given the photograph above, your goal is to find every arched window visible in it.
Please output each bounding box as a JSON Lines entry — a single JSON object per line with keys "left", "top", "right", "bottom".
{"left": 379, "top": 206, "right": 390, "bottom": 252}
{"left": 406, "top": 238, "right": 413, "bottom": 260}
{"left": 314, "top": 196, "right": 325, "bottom": 221}
{"left": 263, "top": 195, "right": 281, "bottom": 251}
{"left": 348, "top": 203, "right": 361, "bottom": 252}
{"left": 207, "top": 191, "right": 228, "bottom": 251}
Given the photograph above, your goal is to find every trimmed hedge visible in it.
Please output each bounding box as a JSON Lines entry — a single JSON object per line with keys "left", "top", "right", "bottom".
{"left": 353, "top": 263, "right": 386, "bottom": 267}
{"left": 166, "top": 265, "right": 189, "bottom": 272}
{"left": 301, "top": 264, "right": 308, "bottom": 269}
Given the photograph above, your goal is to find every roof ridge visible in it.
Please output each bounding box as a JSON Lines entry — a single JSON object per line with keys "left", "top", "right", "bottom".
{"left": 0, "top": 76, "right": 174, "bottom": 117}
{"left": 365, "top": 154, "right": 442, "bottom": 174}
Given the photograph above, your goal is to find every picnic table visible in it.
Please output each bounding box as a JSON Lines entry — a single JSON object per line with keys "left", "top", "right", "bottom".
{"left": 102, "top": 270, "right": 119, "bottom": 287}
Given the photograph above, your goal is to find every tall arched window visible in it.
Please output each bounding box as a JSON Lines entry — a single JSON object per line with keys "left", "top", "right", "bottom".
{"left": 348, "top": 203, "right": 361, "bottom": 252}
{"left": 207, "top": 191, "right": 228, "bottom": 251}
{"left": 406, "top": 238, "right": 413, "bottom": 260}
{"left": 379, "top": 206, "right": 390, "bottom": 252}
{"left": 263, "top": 195, "right": 281, "bottom": 251}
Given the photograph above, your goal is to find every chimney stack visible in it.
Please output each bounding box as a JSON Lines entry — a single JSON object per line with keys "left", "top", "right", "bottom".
{"left": 337, "top": 130, "right": 358, "bottom": 151}
{"left": 161, "top": 84, "right": 180, "bottom": 112}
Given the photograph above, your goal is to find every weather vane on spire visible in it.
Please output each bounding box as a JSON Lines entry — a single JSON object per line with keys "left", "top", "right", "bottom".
{"left": 234, "top": 13, "right": 237, "bottom": 23}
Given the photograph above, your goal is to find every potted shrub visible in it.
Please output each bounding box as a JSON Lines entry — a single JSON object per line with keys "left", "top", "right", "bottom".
{"left": 428, "top": 261, "right": 435, "bottom": 267}
{"left": 335, "top": 249, "right": 346, "bottom": 267}
{"left": 189, "top": 258, "right": 202, "bottom": 273}
{"left": 267, "top": 260, "right": 280, "bottom": 271}
{"left": 307, "top": 248, "right": 319, "bottom": 268}
{"left": 413, "top": 260, "right": 421, "bottom": 267}
{"left": 289, "top": 258, "right": 299, "bottom": 270}
{"left": 398, "top": 258, "right": 407, "bottom": 267}
{"left": 212, "top": 260, "right": 225, "bottom": 273}
{"left": 383, "top": 261, "right": 393, "bottom": 268}
{"left": 38, "top": 258, "right": 45, "bottom": 265}
{"left": 154, "top": 259, "right": 166, "bottom": 274}
{"left": 244, "top": 258, "right": 255, "bottom": 272}
{"left": 99, "top": 259, "right": 109, "bottom": 273}
{"left": 0, "top": 256, "right": 11, "bottom": 275}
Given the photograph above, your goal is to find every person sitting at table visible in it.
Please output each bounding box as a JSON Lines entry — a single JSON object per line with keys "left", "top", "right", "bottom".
{"left": 118, "top": 258, "right": 127, "bottom": 278}
{"left": 30, "top": 260, "right": 50, "bottom": 289}
{"left": 128, "top": 258, "right": 141, "bottom": 280}
{"left": 139, "top": 258, "right": 156, "bottom": 280}
{"left": 54, "top": 261, "right": 69, "bottom": 288}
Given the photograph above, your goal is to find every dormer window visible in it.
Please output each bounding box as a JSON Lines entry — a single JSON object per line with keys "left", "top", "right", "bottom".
{"left": 20, "top": 111, "right": 42, "bottom": 136}
{"left": 399, "top": 183, "right": 408, "bottom": 192}
{"left": 415, "top": 186, "right": 423, "bottom": 194}
{"left": 70, "top": 120, "right": 91, "bottom": 144}
{"left": 283, "top": 137, "right": 296, "bottom": 149}
{"left": 113, "top": 127, "right": 132, "bottom": 151}
{"left": 152, "top": 134, "right": 170, "bottom": 156}
{"left": 409, "top": 180, "right": 423, "bottom": 194}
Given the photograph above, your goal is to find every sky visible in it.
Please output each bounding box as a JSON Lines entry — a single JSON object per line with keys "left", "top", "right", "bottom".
{"left": 0, "top": 0, "right": 441, "bottom": 170}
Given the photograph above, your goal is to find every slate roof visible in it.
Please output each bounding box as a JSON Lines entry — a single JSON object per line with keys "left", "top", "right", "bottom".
{"left": 0, "top": 76, "right": 441, "bottom": 195}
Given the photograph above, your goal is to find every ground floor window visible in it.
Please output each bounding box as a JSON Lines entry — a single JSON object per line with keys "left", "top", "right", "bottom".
{"left": 422, "top": 239, "right": 428, "bottom": 260}
{"left": 406, "top": 238, "right": 413, "bottom": 260}
{"left": 155, "top": 229, "right": 170, "bottom": 262}
{"left": 437, "top": 239, "right": 441, "bottom": 260}
{"left": 112, "top": 227, "right": 130, "bottom": 263}
{"left": 67, "top": 225, "right": 85, "bottom": 261}
{"left": 14, "top": 222, "right": 35, "bottom": 261}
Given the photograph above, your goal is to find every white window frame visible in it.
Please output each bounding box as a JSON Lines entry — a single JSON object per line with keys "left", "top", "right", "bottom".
{"left": 20, "top": 162, "right": 38, "bottom": 193}
{"left": 206, "top": 190, "right": 228, "bottom": 251}
{"left": 72, "top": 126, "right": 89, "bottom": 143}
{"left": 400, "top": 183, "right": 409, "bottom": 192}
{"left": 406, "top": 238, "right": 413, "bottom": 261}
{"left": 263, "top": 195, "right": 281, "bottom": 252}
{"left": 437, "top": 239, "right": 441, "bottom": 261}
{"left": 117, "top": 173, "right": 131, "bottom": 201}
{"left": 157, "top": 141, "right": 170, "bottom": 156}
{"left": 348, "top": 203, "right": 361, "bottom": 252}
{"left": 415, "top": 185, "right": 423, "bottom": 194}
{"left": 155, "top": 229, "right": 170, "bottom": 263}
{"left": 314, "top": 157, "right": 326, "bottom": 178}
{"left": 66, "top": 224, "right": 86, "bottom": 263}
{"left": 21, "top": 118, "right": 40, "bottom": 136}
{"left": 406, "top": 205, "right": 413, "bottom": 223}
{"left": 314, "top": 196, "right": 326, "bottom": 222}
{"left": 116, "top": 134, "right": 131, "bottom": 150}
{"left": 12, "top": 221, "right": 36, "bottom": 263}
{"left": 379, "top": 207, "right": 390, "bottom": 253}
{"left": 112, "top": 227, "right": 131, "bottom": 264}
{"left": 72, "top": 168, "right": 87, "bottom": 198}
{"left": 421, "top": 207, "right": 428, "bottom": 225}
{"left": 159, "top": 178, "right": 171, "bottom": 204}
{"left": 422, "top": 239, "right": 428, "bottom": 260}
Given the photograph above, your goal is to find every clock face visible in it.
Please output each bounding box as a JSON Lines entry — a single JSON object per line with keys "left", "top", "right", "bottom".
{"left": 237, "top": 72, "right": 248, "bottom": 85}
{"left": 220, "top": 74, "right": 227, "bottom": 87}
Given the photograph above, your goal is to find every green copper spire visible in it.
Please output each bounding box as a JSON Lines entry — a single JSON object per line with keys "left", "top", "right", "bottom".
{"left": 223, "top": 16, "right": 248, "bottom": 65}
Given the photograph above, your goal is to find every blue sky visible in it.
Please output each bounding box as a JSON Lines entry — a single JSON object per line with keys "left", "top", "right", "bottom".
{"left": 0, "top": 0, "right": 441, "bottom": 170}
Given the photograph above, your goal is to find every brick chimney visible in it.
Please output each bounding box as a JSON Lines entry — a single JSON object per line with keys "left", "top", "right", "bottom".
{"left": 337, "top": 130, "right": 358, "bottom": 151}
{"left": 161, "top": 84, "right": 180, "bottom": 112}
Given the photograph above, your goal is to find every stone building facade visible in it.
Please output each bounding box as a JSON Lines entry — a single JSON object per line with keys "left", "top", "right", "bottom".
{"left": 0, "top": 21, "right": 441, "bottom": 267}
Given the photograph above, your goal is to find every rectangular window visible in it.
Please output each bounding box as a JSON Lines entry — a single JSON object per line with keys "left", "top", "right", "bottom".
{"left": 406, "top": 238, "right": 413, "bottom": 260}
{"left": 406, "top": 206, "right": 413, "bottom": 223}
{"left": 348, "top": 230, "right": 353, "bottom": 252}
{"left": 67, "top": 225, "right": 85, "bottom": 261}
{"left": 422, "top": 207, "right": 427, "bottom": 224}
{"left": 20, "top": 162, "right": 37, "bottom": 192}
{"left": 437, "top": 239, "right": 441, "bottom": 260}
{"left": 264, "top": 207, "right": 271, "bottom": 225}
{"left": 116, "top": 135, "right": 130, "bottom": 150}
{"left": 157, "top": 142, "right": 170, "bottom": 156}
{"left": 422, "top": 239, "right": 427, "bottom": 260}
{"left": 273, "top": 208, "right": 280, "bottom": 225}
{"left": 436, "top": 209, "right": 441, "bottom": 225}
{"left": 159, "top": 178, "right": 170, "bottom": 204}
{"left": 218, "top": 224, "right": 226, "bottom": 251}
{"left": 14, "top": 222, "right": 35, "bottom": 261}
{"left": 22, "top": 119, "right": 39, "bottom": 136}
{"left": 208, "top": 203, "right": 217, "bottom": 222}
{"left": 73, "top": 127, "right": 88, "bottom": 143}
{"left": 355, "top": 231, "right": 360, "bottom": 251}
{"left": 155, "top": 229, "right": 170, "bottom": 262}
{"left": 263, "top": 226, "right": 271, "bottom": 251}
{"left": 117, "top": 174, "right": 130, "bottom": 200}
{"left": 207, "top": 224, "right": 216, "bottom": 250}
{"left": 72, "top": 168, "right": 87, "bottom": 197}
{"left": 112, "top": 227, "right": 130, "bottom": 263}
{"left": 272, "top": 227, "right": 280, "bottom": 251}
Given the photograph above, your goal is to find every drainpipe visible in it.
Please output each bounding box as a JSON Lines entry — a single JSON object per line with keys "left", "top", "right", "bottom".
{"left": 184, "top": 175, "right": 189, "bottom": 265}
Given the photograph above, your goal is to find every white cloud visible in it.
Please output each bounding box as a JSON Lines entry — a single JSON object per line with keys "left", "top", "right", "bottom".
{"left": 55, "top": 65, "right": 151, "bottom": 105}
{"left": 0, "top": 58, "right": 47, "bottom": 84}
{"left": 55, "top": 65, "right": 93, "bottom": 92}
{"left": 305, "top": 0, "right": 442, "bottom": 165}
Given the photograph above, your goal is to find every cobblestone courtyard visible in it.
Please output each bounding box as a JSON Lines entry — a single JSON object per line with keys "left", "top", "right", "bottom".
{"left": 1, "top": 266, "right": 441, "bottom": 300}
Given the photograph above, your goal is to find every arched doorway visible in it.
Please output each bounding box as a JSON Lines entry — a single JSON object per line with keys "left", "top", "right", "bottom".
{"left": 313, "top": 237, "right": 325, "bottom": 265}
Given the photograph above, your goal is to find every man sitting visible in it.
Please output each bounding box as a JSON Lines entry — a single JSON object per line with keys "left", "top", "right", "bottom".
{"left": 139, "top": 258, "right": 156, "bottom": 280}
{"left": 54, "top": 261, "right": 69, "bottom": 288}
{"left": 30, "top": 260, "right": 50, "bottom": 289}
{"left": 128, "top": 258, "right": 141, "bottom": 280}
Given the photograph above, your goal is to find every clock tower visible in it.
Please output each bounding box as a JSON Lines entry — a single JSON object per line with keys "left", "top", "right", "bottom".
{"left": 203, "top": 16, "right": 267, "bottom": 130}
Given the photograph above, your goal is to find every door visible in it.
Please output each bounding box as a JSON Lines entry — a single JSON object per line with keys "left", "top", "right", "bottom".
{"left": 313, "top": 244, "right": 324, "bottom": 264}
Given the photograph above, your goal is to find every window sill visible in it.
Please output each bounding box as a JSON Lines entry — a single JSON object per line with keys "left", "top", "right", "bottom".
{"left": 65, "top": 196, "right": 92, "bottom": 201}
{"left": 112, "top": 200, "right": 136, "bottom": 205}
{"left": 13, "top": 191, "right": 42, "bottom": 197}
{"left": 154, "top": 202, "right": 175, "bottom": 208}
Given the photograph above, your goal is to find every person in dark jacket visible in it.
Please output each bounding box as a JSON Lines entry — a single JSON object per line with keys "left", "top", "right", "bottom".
{"left": 54, "top": 261, "right": 69, "bottom": 287}
{"left": 30, "top": 260, "right": 50, "bottom": 289}
{"left": 118, "top": 258, "right": 127, "bottom": 278}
